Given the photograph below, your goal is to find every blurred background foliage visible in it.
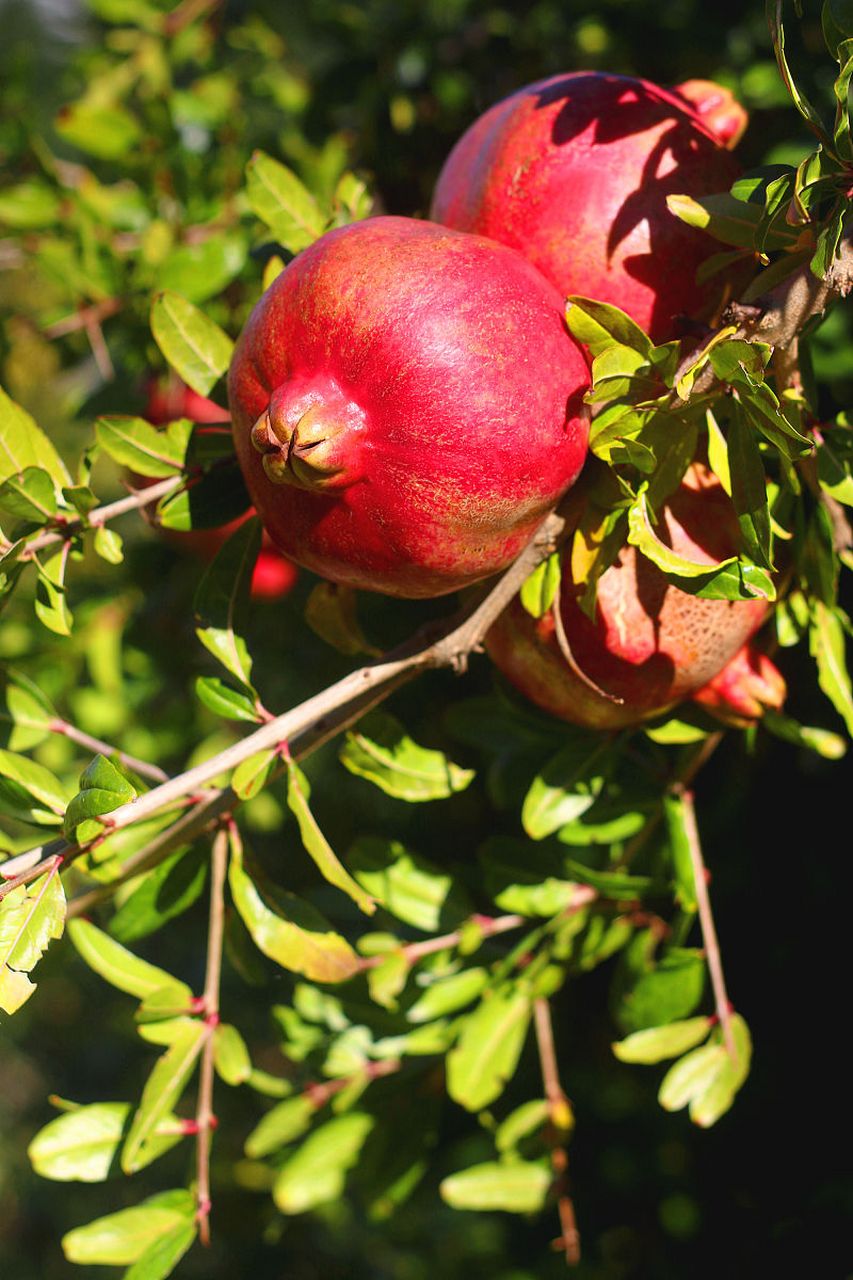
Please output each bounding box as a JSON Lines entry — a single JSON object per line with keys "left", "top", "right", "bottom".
{"left": 0, "top": 1, "right": 851, "bottom": 1277}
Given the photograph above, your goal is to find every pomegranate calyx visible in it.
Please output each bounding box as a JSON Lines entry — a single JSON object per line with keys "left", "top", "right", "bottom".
{"left": 250, "top": 378, "right": 365, "bottom": 491}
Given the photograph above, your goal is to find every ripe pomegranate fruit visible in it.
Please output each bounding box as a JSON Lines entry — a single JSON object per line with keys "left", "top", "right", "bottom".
{"left": 228, "top": 216, "right": 590, "bottom": 598}
{"left": 143, "top": 378, "right": 298, "bottom": 600}
{"left": 431, "top": 72, "right": 744, "bottom": 342}
{"left": 692, "top": 642, "right": 786, "bottom": 725}
{"left": 485, "top": 466, "right": 769, "bottom": 729}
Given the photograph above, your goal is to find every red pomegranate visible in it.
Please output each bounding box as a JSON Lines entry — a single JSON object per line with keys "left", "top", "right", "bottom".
{"left": 485, "top": 466, "right": 769, "bottom": 729}
{"left": 431, "top": 72, "right": 744, "bottom": 342}
{"left": 691, "top": 642, "right": 786, "bottom": 725}
{"left": 228, "top": 216, "right": 590, "bottom": 598}
{"left": 143, "top": 378, "right": 298, "bottom": 600}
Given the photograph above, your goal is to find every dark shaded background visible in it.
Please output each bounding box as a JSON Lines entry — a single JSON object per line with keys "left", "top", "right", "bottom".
{"left": 0, "top": 1, "right": 851, "bottom": 1277}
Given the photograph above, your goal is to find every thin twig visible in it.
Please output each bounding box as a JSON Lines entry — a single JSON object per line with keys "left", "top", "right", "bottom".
{"left": 42, "top": 298, "right": 122, "bottom": 339}
{"left": 195, "top": 826, "right": 229, "bottom": 1247}
{"left": 163, "top": 0, "right": 222, "bottom": 36}
{"left": 21, "top": 474, "right": 184, "bottom": 560}
{"left": 50, "top": 719, "right": 170, "bottom": 784}
{"left": 0, "top": 854, "right": 64, "bottom": 902}
{"left": 303, "top": 1057, "right": 401, "bottom": 1109}
{"left": 533, "top": 998, "right": 580, "bottom": 1267}
{"left": 357, "top": 913, "right": 528, "bottom": 971}
{"left": 676, "top": 787, "right": 736, "bottom": 1060}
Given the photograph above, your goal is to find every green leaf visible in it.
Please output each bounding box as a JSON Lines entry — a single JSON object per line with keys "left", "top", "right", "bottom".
{"left": 615, "top": 937, "right": 706, "bottom": 1033}
{"left": 666, "top": 191, "right": 802, "bottom": 251}
{"left": 55, "top": 99, "right": 142, "bottom": 160}
{"left": 521, "top": 736, "right": 610, "bottom": 840}
{"left": 406, "top": 967, "right": 489, "bottom": 1023}
{"left": 347, "top": 836, "right": 471, "bottom": 933}
{"left": 663, "top": 792, "right": 698, "bottom": 912}
{"left": 304, "top": 581, "right": 379, "bottom": 656}
{"left": 194, "top": 519, "right": 260, "bottom": 686}
{"left": 67, "top": 918, "right": 193, "bottom": 1003}
{"left": 245, "top": 1095, "right": 316, "bottom": 1158}
{"left": 767, "top": 1, "right": 831, "bottom": 142}
{"left": 273, "top": 1112, "right": 375, "bottom": 1214}
{"left": 0, "top": 867, "right": 65, "bottom": 1014}
{"left": 0, "top": 384, "right": 69, "bottom": 487}
{"left": 658, "top": 1015, "right": 752, "bottom": 1127}
{"left": 245, "top": 151, "right": 326, "bottom": 252}
{"left": 0, "top": 747, "right": 71, "bottom": 825}
{"left": 817, "top": 423, "right": 853, "bottom": 505}
{"left": 0, "top": 467, "right": 58, "bottom": 523}
{"left": 121, "top": 1019, "right": 207, "bottom": 1173}
{"left": 96, "top": 416, "right": 193, "bottom": 478}
{"left": 0, "top": 180, "right": 62, "bottom": 229}
{"left": 109, "top": 846, "right": 208, "bottom": 943}
{"left": 763, "top": 710, "right": 847, "bottom": 759}
{"left": 286, "top": 758, "right": 376, "bottom": 914}
{"left": 64, "top": 753, "right": 138, "bottom": 842}
{"left": 440, "top": 1159, "right": 550, "bottom": 1213}
{"left": 495, "top": 1099, "right": 551, "bottom": 1152}
{"left": 613, "top": 1017, "right": 711, "bottom": 1064}
{"left": 810, "top": 602, "right": 853, "bottom": 734}
{"left": 228, "top": 835, "right": 359, "bottom": 983}
{"left": 28, "top": 1102, "right": 131, "bottom": 1182}
{"left": 340, "top": 711, "right": 474, "bottom": 802}
{"left": 94, "top": 526, "right": 124, "bottom": 564}
{"left": 0, "top": 669, "right": 56, "bottom": 751}
{"left": 213, "top": 1022, "right": 252, "bottom": 1086}
{"left": 628, "top": 488, "right": 737, "bottom": 582}
{"left": 27, "top": 1101, "right": 184, "bottom": 1184}
{"left": 195, "top": 675, "right": 261, "bottom": 724}
{"left": 447, "top": 986, "right": 532, "bottom": 1111}
{"left": 150, "top": 292, "right": 234, "bottom": 398}
{"left": 231, "top": 749, "right": 278, "bottom": 800}
{"left": 62, "top": 1190, "right": 195, "bottom": 1266}
{"left": 565, "top": 297, "right": 653, "bottom": 357}
{"left": 520, "top": 552, "right": 561, "bottom": 618}
{"left": 34, "top": 551, "right": 73, "bottom": 637}
{"left": 158, "top": 232, "right": 248, "bottom": 305}
{"left": 155, "top": 457, "right": 250, "bottom": 532}
{"left": 726, "top": 411, "right": 774, "bottom": 570}
{"left": 123, "top": 1220, "right": 197, "bottom": 1280}
{"left": 366, "top": 950, "right": 409, "bottom": 1009}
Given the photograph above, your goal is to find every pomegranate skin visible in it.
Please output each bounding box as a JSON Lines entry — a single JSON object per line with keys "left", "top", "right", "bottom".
{"left": 431, "top": 73, "right": 743, "bottom": 343}
{"left": 485, "top": 467, "right": 769, "bottom": 729}
{"left": 228, "top": 216, "right": 590, "bottom": 598}
{"left": 142, "top": 378, "right": 298, "bottom": 600}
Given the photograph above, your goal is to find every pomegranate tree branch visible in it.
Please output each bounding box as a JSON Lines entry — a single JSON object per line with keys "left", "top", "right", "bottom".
{"left": 20, "top": 500, "right": 570, "bottom": 882}
{"left": 194, "top": 825, "right": 229, "bottom": 1246}
{"left": 357, "top": 912, "right": 528, "bottom": 970}
{"left": 49, "top": 718, "right": 170, "bottom": 785}
{"left": 21, "top": 474, "right": 184, "bottom": 560}
{"left": 533, "top": 998, "right": 580, "bottom": 1267}
{"left": 675, "top": 785, "right": 736, "bottom": 1060}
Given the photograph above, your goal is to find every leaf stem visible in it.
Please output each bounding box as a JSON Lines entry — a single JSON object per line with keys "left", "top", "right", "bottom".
{"left": 357, "top": 913, "right": 528, "bottom": 971}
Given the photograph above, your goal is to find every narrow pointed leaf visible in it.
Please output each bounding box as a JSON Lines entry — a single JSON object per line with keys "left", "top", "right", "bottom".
{"left": 340, "top": 710, "right": 474, "bottom": 802}
{"left": 440, "top": 1160, "right": 551, "bottom": 1213}
{"left": 121, "top": 1019, "right": 207, "bottom": 1173}
{"left": 447, "top": 986, "right": 532, "bottom": 1111}
{"left": 286, "top": 759, "right": 376, "bottom": 914}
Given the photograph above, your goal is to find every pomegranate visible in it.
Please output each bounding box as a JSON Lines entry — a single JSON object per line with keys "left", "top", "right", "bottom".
{"left": 431, "top": 72, "right": 744, "bottom": 342}
{"left": 692, "top": 642, "right": 786, "bottom": 725}
{"left": 143, "top": 378, "right": 298, "bottom": 600}
{"left": 485, "top": 466, "right": 769, "bottom": 729}
{"left": 228, "top": 216, "right": 590, "bottom": 598}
